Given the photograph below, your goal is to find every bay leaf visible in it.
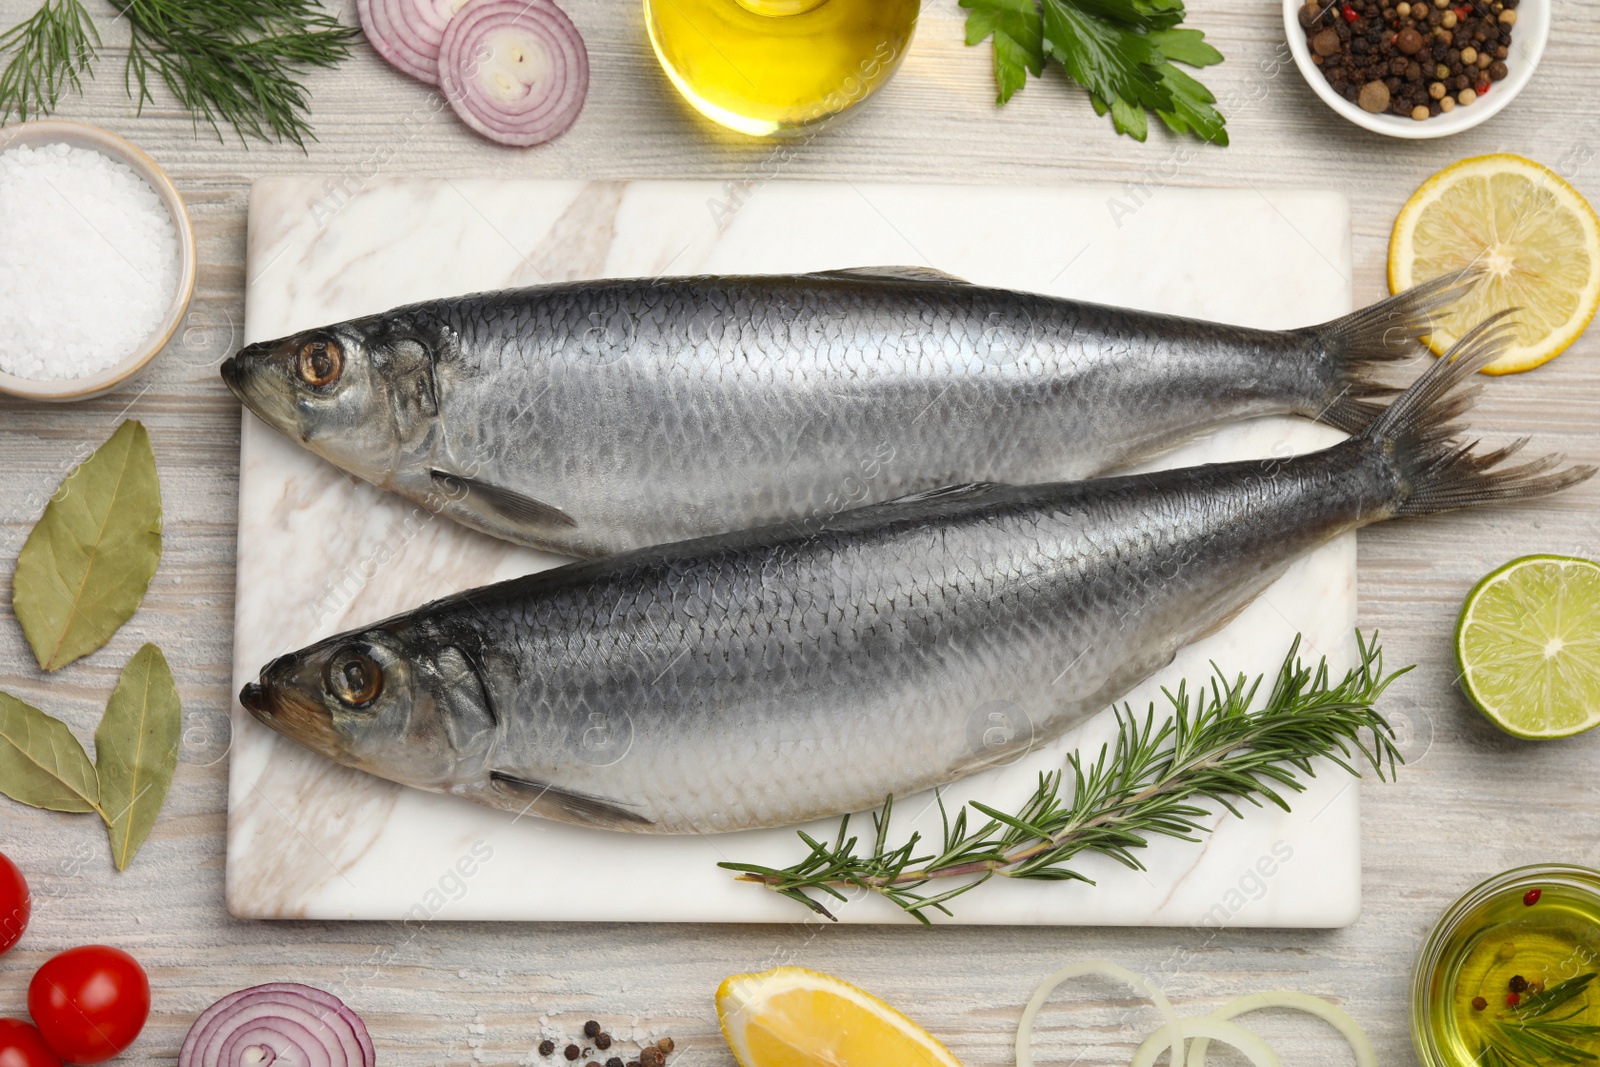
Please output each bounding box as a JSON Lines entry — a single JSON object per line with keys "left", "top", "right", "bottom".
{"left": 0, "top": 691, "right": 99, "bottom": 813}
{"left": 13, "top": 420, "right": 163, "bottom": 672}
{"left": 96, "top": 644, "right": 181, "bottom": 871}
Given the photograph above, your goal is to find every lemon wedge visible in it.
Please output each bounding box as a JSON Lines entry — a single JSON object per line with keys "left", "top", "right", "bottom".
{"left": 717, "top": 966, "right": 963, "bottom": 1067}
{"left": 1389, "top": 154, "right": 1600, "bottom": 374}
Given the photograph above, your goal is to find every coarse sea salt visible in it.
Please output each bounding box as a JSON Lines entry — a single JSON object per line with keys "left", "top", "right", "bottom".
{"left": 0, "top": 141, "right": 179, "bottom": 382}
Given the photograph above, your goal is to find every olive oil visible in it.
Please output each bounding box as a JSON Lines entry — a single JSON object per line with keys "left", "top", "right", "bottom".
{"left": 642, "top": 0, "right": 919, "bottom": 137}
{"left": 1417, "top": 869, "right": 1600, "bottom": 1067}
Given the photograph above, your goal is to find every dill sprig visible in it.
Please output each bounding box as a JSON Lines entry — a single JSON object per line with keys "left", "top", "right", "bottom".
{"left": 122, "top": 0, "right": 357, "bottom": 147}
{"left": 1480, "top": 974, "right": 1600, "bottom": 1067}
{"left": 0, "top": 0, "right": 99, "bottom": 125}
{"left": 721, "top": 632, "right": 1408, "bottom": 923}
{"left": 0, "top": 0, "right": 356, "bottom": 146}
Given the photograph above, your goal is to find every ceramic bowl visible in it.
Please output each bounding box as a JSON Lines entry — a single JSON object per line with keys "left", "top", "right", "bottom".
{"left": 0, "top": 120, "right": 197, "bottom": 402}
{"left": 1284, "top": 0, "right": 1549, "bottom": 138}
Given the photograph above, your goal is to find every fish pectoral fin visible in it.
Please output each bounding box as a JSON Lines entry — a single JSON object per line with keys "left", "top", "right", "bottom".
{"left": 429, "top": 471, "right": 579, "bottom": 532}
{"left": 488, "top": 772, "right": 653, "bottom": 831}
{"left": 1191, "top": 595, "right": 1257, "bottom": 642}
{"left": 808, "top": 265, "right": 971, "bottom": 285}
{"left": 881, "top": 482, "right": 1004, "bottom": 505}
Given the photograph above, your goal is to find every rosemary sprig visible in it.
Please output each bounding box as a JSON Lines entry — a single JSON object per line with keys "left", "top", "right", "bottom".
{"left": 0, "top": 0, "right": 356, "bottom": 146}
{"left": 721, "top": 632, "right": 1408, "bottom": 923}
{"left": 0, "top": 0, "right": 99, "bottom": 125}
{"left": 1480, "top": 974, "right": 1600, "bottom": 1067}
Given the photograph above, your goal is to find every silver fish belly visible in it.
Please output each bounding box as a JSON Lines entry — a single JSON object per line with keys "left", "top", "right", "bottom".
{"left": 239, "top": 319, "right": 1591, "bottom": 833}
{"left": 221, "top": 269, "right": 1472, "bottom": 556}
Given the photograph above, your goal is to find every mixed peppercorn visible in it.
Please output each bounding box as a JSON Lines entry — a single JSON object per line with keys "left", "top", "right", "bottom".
{"left": 1298, "top": 0, "right": 1517, "bottom": 120}
{"left": 537, "top": 1022, "right": 676, "bottom": 1067}
{"left": 1470, "top": 974, "right": 1544, "bottom": 1011}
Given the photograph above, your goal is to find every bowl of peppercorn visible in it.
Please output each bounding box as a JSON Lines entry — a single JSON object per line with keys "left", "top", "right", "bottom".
{"left": 1286, "top": 0, "right": 1548, "bottom": 137}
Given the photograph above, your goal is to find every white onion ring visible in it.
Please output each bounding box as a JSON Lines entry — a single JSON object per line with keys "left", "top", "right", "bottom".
{"left": 357, "top": 0, "right": 466, "bottom": 84}
{"left": 1188, "top": 992, "right": 1376, "bottom": 1067}
{"left": 178, "top": 983, "right": 374, "bottom": 1067}
{"left": 1132, "top": 1018, "right": 1280, "bottom": 1067}
{"left": 1016, "top": 961, "right": 1183, "bottom": 1067}
{"left": 439, "top": 0, "right": 589, "bottom": 146}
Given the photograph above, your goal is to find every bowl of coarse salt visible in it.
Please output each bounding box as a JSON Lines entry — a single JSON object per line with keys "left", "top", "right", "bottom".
{"left": 0, "top": 121, "right": 196, "bottom": 401}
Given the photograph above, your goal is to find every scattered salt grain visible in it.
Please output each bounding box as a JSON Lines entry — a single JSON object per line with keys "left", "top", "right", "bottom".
{"left": 0, "top": 141, "right": 179, "bottom": 382}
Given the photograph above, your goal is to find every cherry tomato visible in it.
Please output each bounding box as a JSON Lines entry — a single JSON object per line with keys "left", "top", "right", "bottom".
{"left": 0, "top": 852, "right": 28, "bottom": 956}
{"left": 27, "top": 947, "right": 149, "bottom": 1065}
{"left": 0, "top": 1019, "right": 62, "bottom": 1067}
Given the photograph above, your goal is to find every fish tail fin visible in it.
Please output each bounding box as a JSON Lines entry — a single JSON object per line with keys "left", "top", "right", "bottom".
{"left": 1358, "top": 313, "right": 1595, "bottom": 517}
{"left": 1306, "top": 268, "right": 1482, "bottom": 434}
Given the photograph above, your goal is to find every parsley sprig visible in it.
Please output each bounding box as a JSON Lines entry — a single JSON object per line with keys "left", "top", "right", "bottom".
{"left": 961, "top": 0, "right": 1228, "bottom": 145}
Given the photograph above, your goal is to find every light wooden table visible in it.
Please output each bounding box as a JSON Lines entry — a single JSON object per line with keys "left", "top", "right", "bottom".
{"left": 1, "top": 1, "right": 1597, "bottom": 1064}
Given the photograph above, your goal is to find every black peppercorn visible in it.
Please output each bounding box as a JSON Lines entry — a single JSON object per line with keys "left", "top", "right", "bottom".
{"left": 595, "top": 1034, "right": 612, "bottom": 1051}
{"left": 584, "top": 1022, "right": 601, "bottom": 1039}
{"left": 540, "top": 1040, "right": 556, "bottom": 1057}
{"left": 606, "top": 1060, "right": 624, "bottom": 1067}
{"left": 1510, "top": 975, "right": 1529, "bottom": 993}
{"left": 565, "top": 1046, "right": 581, "bottom": 1062}
{"left": 639, "top": 1049, "right": 666, "bottom": 1067}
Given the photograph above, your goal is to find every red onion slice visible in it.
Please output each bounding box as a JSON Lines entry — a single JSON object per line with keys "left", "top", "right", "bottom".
{"left": 357, "top": 0, "right": 467, "bottom": 84}
{"left": 179, "top": 984, "right": 374, "bottom": 1067}
{"left": 439, "top": 0, "right": 589, "bottom": 147}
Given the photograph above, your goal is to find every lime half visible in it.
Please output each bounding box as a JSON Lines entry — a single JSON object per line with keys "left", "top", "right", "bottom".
{"left": 1456, "top": 555, "right": 1600, "bottom": 739}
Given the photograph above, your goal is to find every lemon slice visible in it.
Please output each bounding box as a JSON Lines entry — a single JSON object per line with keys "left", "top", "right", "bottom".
{"left": 1389, "top": 154, "right": 1600, "bottom": 374}
{"left": 1455, "top": 555, "right": 1600, "bottom": 739}
{"left": 717, "top": 967, "right": 963, "bottom": 1067}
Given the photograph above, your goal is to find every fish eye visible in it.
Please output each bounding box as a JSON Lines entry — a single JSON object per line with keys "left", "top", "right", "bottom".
{"left": 296, "top": 338, "right": 343, "bottom": 388}
{"left": 325, "top": 646, "right": 382, "bottom": 708}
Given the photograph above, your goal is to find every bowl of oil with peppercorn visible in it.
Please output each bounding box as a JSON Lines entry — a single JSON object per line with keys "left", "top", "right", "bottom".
{"left": 1285, "top": 0, "right": 1547, "bottom": 138}
{"left": 1412, "top": 864, "right": 1600, "bottom": 1067}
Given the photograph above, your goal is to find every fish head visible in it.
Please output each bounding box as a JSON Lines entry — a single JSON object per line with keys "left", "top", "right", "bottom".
{"left": 240, "top": 627, "right": 497, "bottom": 794}
{"left": 221, "top": 318, "right": 440, "bottom": 484}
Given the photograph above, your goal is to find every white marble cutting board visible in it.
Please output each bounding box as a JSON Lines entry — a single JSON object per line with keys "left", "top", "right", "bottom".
{"left": 229, "top": 178, "right": 1364, "bottom": 925}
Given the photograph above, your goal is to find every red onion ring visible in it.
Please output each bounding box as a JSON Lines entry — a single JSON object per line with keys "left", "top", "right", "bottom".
{"left": 357, "top": 0, "right": 466, "bottom": 85}
{"left": 179, "top": 984, "right": 374, "bottom": 1067}
{"left": 439, "top": 0, "right": 589, "bottom": 147}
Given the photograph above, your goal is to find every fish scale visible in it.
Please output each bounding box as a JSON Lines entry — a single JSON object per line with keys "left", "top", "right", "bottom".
{"left": 222, "top": 270, "right": 1473, "bottom": 556}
